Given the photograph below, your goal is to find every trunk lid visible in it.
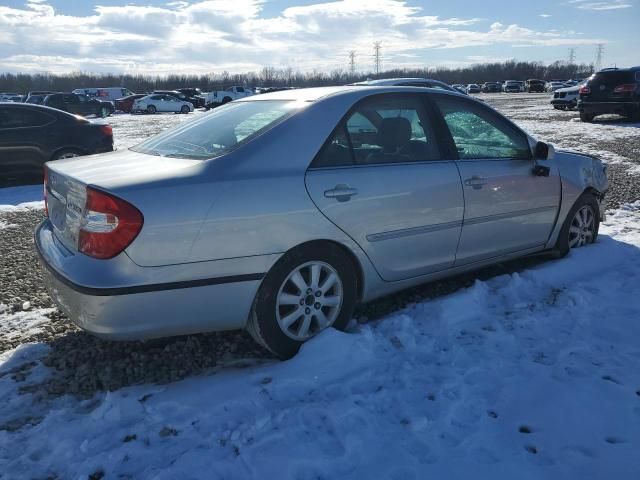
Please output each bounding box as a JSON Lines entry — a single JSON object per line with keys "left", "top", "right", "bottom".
{"left": 45, "top": 149, "right": 202, "bottom": 252}
{"left": 587, "top": 70, "right": 635, "bottom": 101}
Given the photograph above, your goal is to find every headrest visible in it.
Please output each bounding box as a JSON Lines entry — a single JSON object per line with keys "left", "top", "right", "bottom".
{"left": 377, "top": 117, "right": 411, "bottom": 151}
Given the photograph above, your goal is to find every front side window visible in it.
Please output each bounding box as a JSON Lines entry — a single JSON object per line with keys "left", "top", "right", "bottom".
{"left": 313, "top": 94, "right": 440, "bottom": 167}
{"left": 131, "top": 100, "right": 304, "bottom": 159}
{"left": 434, "top": 96, "right": 531, "bottom": 160}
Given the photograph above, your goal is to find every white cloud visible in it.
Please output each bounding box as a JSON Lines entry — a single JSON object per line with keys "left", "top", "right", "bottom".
{"left": 568, "top": 0, "right": 633, "bottom": 10}
{"left": 0, "top": 0, "right": 609, "bottom": 75}
{"left": 539, "top": 13, "right": 552, "bottom": 17}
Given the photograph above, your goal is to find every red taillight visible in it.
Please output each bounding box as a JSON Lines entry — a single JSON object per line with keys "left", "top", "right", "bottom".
{"left": 579, "top": 85, "right": 591, "bottom": 94}
{"left": 78, "top": 187, "right": 143, "bottom": 259}
{"left": 100, "top": 125, "right": 113, "bottom": 137}
{"left": 613, "top": 84, "right": 636, "bottom": 93}
{"left": 43, "top": 167, "right": 48, "bottom": 217}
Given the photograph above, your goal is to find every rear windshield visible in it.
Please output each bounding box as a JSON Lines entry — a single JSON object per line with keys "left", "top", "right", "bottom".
{"left": 591, "top": 71, "right": 634, "bottom": 86}
{"left": 131, "top": 100, "right": 305, "bottom": 160}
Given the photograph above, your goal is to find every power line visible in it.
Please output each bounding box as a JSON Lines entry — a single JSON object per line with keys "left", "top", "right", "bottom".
{"left": 348, "top": 50, "right": 356, "bottom": 75}
{"left": 595, "top": 44, "right": 604, "bottom": 71}
{"left": 373, "top": 41, "right": 382, "bottom": 75}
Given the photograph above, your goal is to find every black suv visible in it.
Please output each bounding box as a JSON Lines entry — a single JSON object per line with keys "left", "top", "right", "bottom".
{"left": 176, "top": 88, "right": 206, "bottom": 108}
{"left": 578, "top": 67, "right": 640, "bottom": 122}
{"left": 43, "top": 93, "right": 114, "bottom": 118}
{"left": 525, "top": 79, "right": 545, "bottom": 93}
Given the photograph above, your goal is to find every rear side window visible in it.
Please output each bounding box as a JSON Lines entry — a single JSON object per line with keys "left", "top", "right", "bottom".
{"left": 435, "top": 96, "right": 531, "bottom": 160}
{"left": 591, "top": 71, "right": 634, "bottom": 87}
{"left": 313, "top": 94, "right": 441, "bottom": 168}
{"left": 0, "top": 108, "right": 53, "bottom": 129}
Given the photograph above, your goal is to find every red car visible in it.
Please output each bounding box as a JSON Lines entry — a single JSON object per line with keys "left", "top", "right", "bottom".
{"left": 115, "top": 94, "right": 147, "bottom": 113}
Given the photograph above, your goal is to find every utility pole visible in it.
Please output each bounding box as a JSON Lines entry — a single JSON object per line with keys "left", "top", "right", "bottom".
{"left": 595, "top": 44, "right": 604, "bottom": 71}
{"left": 568, "top": 47, "right": 576, "bottom": 65}
{"left": 373, "top": 41, "right": 382, "bottom": 75}
{"left": 348, "top": 50, "right": 356, "bottom": 75}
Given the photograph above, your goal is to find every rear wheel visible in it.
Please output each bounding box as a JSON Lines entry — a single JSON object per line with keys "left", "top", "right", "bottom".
{"left": 580, "top": 112, "right": 594, "bottom": 122}
{"left": 554, "top": 193, "right": 600, "bottom": 258}
{"left": 51, "top": 149, "right": 83, "bottom": 161}
{"left": 147, "top": 105, "right": 157, "bottom": 114}
{"left": 180, "top": 105, "right": 190, "bottom": 114}
{"left": 247, "top": 243, "right": 357, "bottom": 359}
{"left": 221, "top": 96, "right": 232, "bottom": 104}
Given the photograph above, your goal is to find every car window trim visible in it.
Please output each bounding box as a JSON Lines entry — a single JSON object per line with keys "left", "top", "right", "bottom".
{"left": 308, "top": 92, "right": 450, "bottom": 170}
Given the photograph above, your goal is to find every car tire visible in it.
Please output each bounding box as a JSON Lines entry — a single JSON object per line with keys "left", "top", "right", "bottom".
{"left": 580, "top": 112, "right": 594, "bottom": 122}
{"left": 98, "top": 106, "right": 109, "bottom": 118}
{"left": 221, "top": 97, "right": 232, "bottom": 104}
{"left": 554, "top": 193, "right": 600, "bottom": 258}
{"left": 147, "top": 105, "right": 157, "bottom": 114}
{"left": 180, "top": 105, "right": 190, "bottom": 114}
{"left": 247, "top": 243, "right": 358, "bottom": 359}
{"left": 51, "top": 148, "right": 84, "bottom": 161}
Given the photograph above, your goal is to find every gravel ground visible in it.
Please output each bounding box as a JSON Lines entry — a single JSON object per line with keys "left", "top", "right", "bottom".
{"left": 1, "top": 94, "right": 639, "bottom": 399}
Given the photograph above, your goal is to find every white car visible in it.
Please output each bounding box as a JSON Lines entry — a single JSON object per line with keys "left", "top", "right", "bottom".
{"left": 133, "top": 94, "right": 194, "bottom": 114}
{"left": 72, "top": 87, "right": 136, "bottom": 104}
{"left": 545, "top": 81, "right": 567, "bottom": 93}
{"left": 202, "top": 86, "right": 254, "bottom": 109}
{"left": 550, "top": 82, "right": 585, "bottom": 110}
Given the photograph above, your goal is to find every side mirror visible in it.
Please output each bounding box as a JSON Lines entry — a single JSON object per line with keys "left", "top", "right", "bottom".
{"left": 534, "top": 141, "right": 555, "bottom": 160}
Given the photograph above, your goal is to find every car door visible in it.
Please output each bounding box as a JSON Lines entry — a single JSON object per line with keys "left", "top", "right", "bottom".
{"left": 0, "top": 107, "right": 53, "bottom": 177}
{"left": 305, "top": 93, "right": 464, "bottom": 282}
{"left": 432, "top": 95, "right": 561, "bottom": 265}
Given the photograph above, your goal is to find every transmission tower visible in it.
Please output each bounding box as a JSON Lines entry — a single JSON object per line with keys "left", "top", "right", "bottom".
{"left": 568, "top": 48, "right": 576, "bottom": 65}
{"left": 373, "top": 42, "right": 382, "bottom": 75}
{"left": 348, "top": 50, "right": 356, "bottom": 75}
{"left": 595, "top": 44, "right": 604, "bottom": 71}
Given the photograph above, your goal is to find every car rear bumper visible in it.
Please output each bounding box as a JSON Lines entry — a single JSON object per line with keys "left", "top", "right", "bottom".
{"left": 579, "top": 101, "right": 639, "bottom": 115}
{"left": 35, "top": 220, "right": 266, "bottom": 340}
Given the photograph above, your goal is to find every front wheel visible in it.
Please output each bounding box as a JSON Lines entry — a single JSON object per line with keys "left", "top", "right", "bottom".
{"left": 147, "top": 105, "right": 157, "bottom": 114}
{"left": 580, "top": 112, "right": 594, "bottom": 122}
{"left": 554, "top": 193, "right": 600, "bottom": 257}
{"left": 247, "top": 244, "right": 358, "bottom": 359}
{"left": 180, "top": 105, "right": 190, "bottom": 114}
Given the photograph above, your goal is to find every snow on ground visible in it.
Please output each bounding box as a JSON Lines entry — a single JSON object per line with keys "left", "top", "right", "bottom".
{"left": 0, "top": 306, "right": 55, "bottom": 344}
{"left": 1, "top": 204, "right": 639, "bottom": 479}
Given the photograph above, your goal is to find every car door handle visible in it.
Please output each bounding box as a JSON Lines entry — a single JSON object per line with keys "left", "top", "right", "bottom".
{"left": 324, "top": 184, "right": 358, "bottom": 202}
{"left": 464, "top": 176, "right": 487, "bottom": 189}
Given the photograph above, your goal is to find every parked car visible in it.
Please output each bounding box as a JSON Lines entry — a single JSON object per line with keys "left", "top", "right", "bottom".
{"left": 176, "top": 88, "right": 206, "bottom": 108}
{"left": 133, "top": 94, "right": 194, "bottom": 114}
{"left": 0, "top": 103, "right": 113, "bottom": 182}
{"left": 114, "top": 94, "right": 147, "bottom": 113}
{"left": 72, "top": 87, "right": 136, "bottom": 104}
{"left": 349, "top": 78, "right": 460, "bottom": 93}
{"left": 466, "top": 83, "right": 481, "bottom": 93}
{"left": 482, "top": 82, "right": 502, "bottom": 93}
{"left": 25, "top": 91, "right": 55, "bottom": 105}
{"left": 578, "top": 66, "right": 640, "bottom": 122}
{"left": 551, "top": 83, "right": 584, "bottom": 110}
{"left": 43, "top": 93, "right": 115, "bottom": 118}
{"left": 503, "top": 80, "right": 522, "bottom": 93}
{"left": 36, "top": 86, "right": 608, "bottom": 358}
{"left": 202, "top": 86, "right": 255, "bottom": 109}
{"left": 545, "top": 81, "right": 567, "bottom": 93}
{"left": 0, "top": 92, "right": 20, "bottom": 101}
{"left": 525, "top": 79, "right": 546, "bottom": 93}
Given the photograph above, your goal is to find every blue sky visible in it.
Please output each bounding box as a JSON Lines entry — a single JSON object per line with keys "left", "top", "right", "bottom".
{"left": 0, "top": 0, "right": 636, "bottom": 75}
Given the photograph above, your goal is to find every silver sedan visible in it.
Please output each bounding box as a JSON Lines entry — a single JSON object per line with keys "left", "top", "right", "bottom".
{"left": 37, "top": 86, "right": 608, "bottom": 358}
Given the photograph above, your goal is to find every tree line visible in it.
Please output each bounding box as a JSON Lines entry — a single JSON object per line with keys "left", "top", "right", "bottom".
{"left": 0, "top": 60, "right": 595, "bottom": 93}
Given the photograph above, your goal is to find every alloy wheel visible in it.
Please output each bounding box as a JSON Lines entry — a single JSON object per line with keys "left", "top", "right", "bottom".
{"left": 275, "top": 261, "right": 343, "bottom": 341}
{"left": 569, "top": 205, "right": 595, "bottom": 248}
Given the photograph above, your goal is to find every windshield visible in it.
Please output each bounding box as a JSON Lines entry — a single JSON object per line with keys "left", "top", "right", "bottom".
{"left": 131, "top": 100, "right": 304, "bottom": 160}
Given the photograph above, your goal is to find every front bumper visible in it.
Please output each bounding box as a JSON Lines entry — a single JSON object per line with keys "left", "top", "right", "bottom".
{"left": 551, "top": 98, "right": 576, "bottom": 106}
{"left": 35, "top": 220, "right": 266, "bottom": 340}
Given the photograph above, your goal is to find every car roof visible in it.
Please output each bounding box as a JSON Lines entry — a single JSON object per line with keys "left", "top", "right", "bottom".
{"left": 0, "top": 101, "right": 75, "bottom": 116}
{"left": 349, "top": 77, "right": 450, "bottom": 86}
{"left": 237, "top": 85, "right": 467, "bottom": 103}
